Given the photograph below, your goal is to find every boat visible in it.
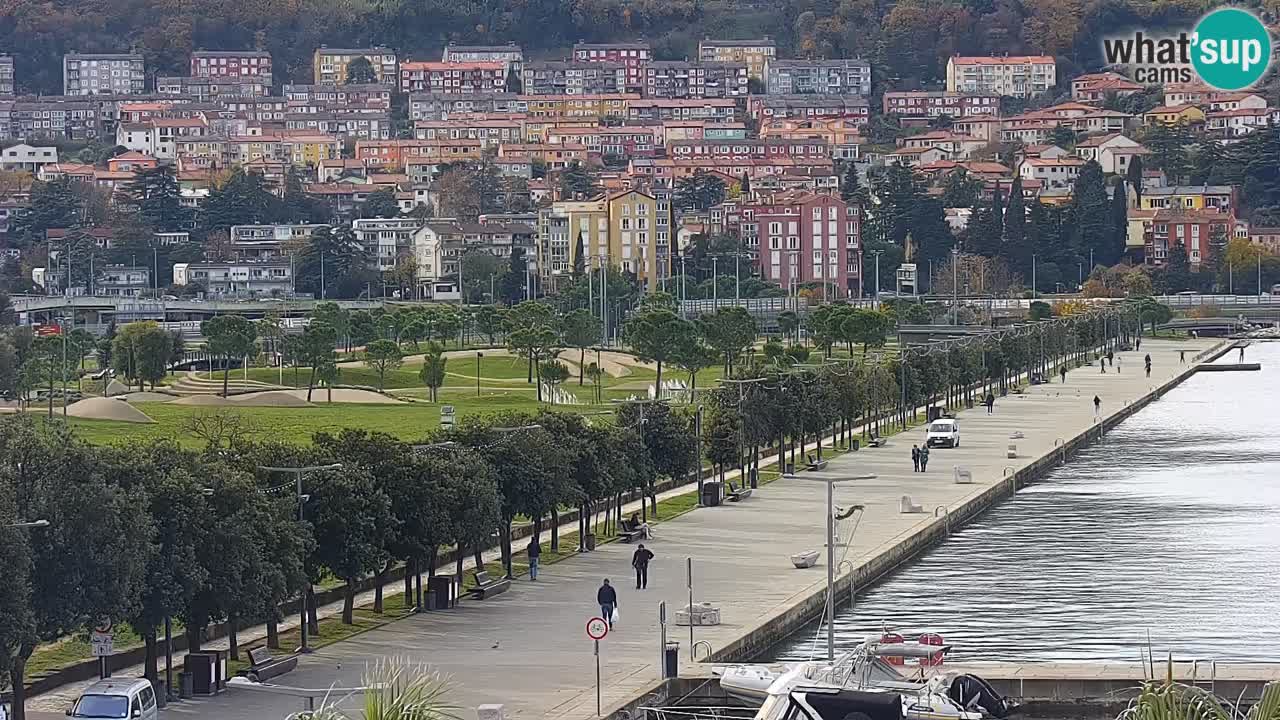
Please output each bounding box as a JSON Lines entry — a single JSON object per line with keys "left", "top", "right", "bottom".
{"left": 715, "top": 635, "right": 1009, "bottom": 720}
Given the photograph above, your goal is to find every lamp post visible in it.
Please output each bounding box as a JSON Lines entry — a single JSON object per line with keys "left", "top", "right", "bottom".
{"left": 951, "top": 248, "right": 960, "bottom": 325}
{"left": 868, "top": 249, "right": 883, "bottom": 305}
{"left": 798, "top": 473, "right": 875, "bottom": 663}
{"left": 257, "top": 463, "right": 343, "bottom": 654}
{"left": 1031, "top": 253, "right": 1037, "bottom": 299}
{"left": 711, "top": 256, "right": 719, "bottom": 309}
{"left": 476, "top": 352, "right": 483, "bottom": 398}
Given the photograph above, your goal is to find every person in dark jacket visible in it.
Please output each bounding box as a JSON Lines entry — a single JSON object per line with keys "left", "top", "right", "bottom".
{"left": 985, "top": 393, "right": 995, "bottom": 414}
{"left": 632, "top": 544, "right": 654, "bottom": 589}
{"left": 527, "top": 538, "right": 541, "bottom": 581}
{"left": 918, "top": 444, "right": 930, "bottom": 472}
{"left": 597, "top": 579, "right": 618, "bottom": 628}
{"left": 911, "top": 444, "right": 920, "bottom": 472}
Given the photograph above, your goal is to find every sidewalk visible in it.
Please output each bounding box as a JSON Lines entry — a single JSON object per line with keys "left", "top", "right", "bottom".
{"left": 30, "top": 338, "right": 1212, "bottom": 719}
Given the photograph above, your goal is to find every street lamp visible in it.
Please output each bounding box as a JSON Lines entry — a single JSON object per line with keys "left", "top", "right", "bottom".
{"left": 797, "top": 471, "right": 876, "bottom": 663}
{"left": 475, "top": 351, "right": 484, "bottom": 398}
{"left": 257, "top": 463, "right": 343, "bottom": 654}
{"left": 950, "top": 247, "right": 960, "bottom": 325}
{"left": 868, "top": 249, "right": 884, "bottom": 305}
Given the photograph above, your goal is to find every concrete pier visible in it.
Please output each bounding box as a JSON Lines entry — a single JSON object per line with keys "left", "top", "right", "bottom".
{"left": 29, "top": 338, "right": 1239, "bottom": 720}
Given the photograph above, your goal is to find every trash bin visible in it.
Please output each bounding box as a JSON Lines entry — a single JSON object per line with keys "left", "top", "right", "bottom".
{"left": 784, "top": 462, "right": 795, "bottom": 475}
{"left": 584, "top": 533, "right": 597, "bottom": 551}
{"left": 748, "top": 468, "right": 758, "bottom": 489}
{"left": 663, "top": 642, "right": 680, "bottom": 679}
{"left": 428, "top": 575, "right": 456, "bottom": 610}
{"left": 178, "top": 672, "right": 193, "bottom": 700}
{"left": 185, "top": 653, "right": 216, "bottom": 695}
{"left": 701, "top": 481, "right": 722, "bottom": 507}
{"left": 852, "top": 439, "right": 860, "bottom": 451}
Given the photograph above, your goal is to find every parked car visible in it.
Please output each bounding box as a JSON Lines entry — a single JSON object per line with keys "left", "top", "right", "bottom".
{"left": 68, "top": 678, "right": 158, "bottom": 719}
{"left": 926, "top": 418, "right": 960, "bottom": 448}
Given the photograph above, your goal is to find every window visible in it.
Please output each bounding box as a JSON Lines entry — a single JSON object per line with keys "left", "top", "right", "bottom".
{"left": 769, "top": 221, "right": 782, "bottom": 235}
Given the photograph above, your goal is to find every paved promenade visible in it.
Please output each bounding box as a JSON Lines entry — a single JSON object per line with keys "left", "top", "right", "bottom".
{"left": 30, "top": 338, "right": 1217, "bottom": 720}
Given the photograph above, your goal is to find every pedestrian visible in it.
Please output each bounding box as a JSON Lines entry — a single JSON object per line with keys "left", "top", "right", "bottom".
{"left": 1136, "top": 337, "right": 1141, "bottom": 351}
{"left": 527, "top": 537, "right": 541, "bottom": 581}
{"left": 1240, "top": 346, "right": 1246, "bottom": 361}
{"left": 1106, "top": 350, "right": 1114, "bottom": 367}
{"left": 1060, "top": 366, "right": 1067, "bottom": 384}
{"left": 919, "top": 444, "right": 930, "bottom": 472}
{"left": 597, "top": 578, "right": 618, "bottom": 628}
{"left": 911, "top": 444, "right": 921, "bottom": 472}
{"left": 1100, "top": 357, "right": 1106, "bottom": 373}
{"left": 1144, "top": 353, "right": 1152, "bottom": 378}
{"left": 1093, "top": 395, "right": 1101, "bottom": 416}
{"left": 632, "top": 544, "right": 654, "bottom": 589}
{"left": 1180, "top": 349, "right": 1186, "bottom": 364}
{"left": 985, "top": 392, "right": 995, "bottom": 414}
{"left": 1116, "top": 355, "right": 1122, "bottom": 373}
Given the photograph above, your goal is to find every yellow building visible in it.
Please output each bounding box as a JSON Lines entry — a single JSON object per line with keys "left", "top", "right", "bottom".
{"left": 1138, "top": 184, "right": 1235, "bottom": 212}
{"left": 521, "top": 94, "right": 637, "bottom": 120}
{"left": 538, "top": 200, "right": 608, "bottom": 288}
{"left": 312, "top": 46, "right": 398, "bottom": 86}
{"left": 1142, "top": 104, "right": 1206, "bottom": 126}
{"left": 280, "top": 132, "right": 342, "bottom": 166}
{"left": 698, "top": 38, "right": 777, "bottom": 80}
{"left": 607, "top": 189, "right": 664, "bottom": 289}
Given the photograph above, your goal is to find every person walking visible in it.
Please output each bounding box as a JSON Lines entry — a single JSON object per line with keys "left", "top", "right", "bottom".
{"left": 1106, "top": 350, "right": 1114, "bottom": 367}
{"left": 1180, "top": 349, "right": 1186, "bottom": 364}
{"left": 1144, "top": 353, "right": 1152, "bottom": 378}
{"left": 1240, "top": 345, "right": 1246, "bottom": 361}
{"left": 919, "top": 444, "right": 930, "bottom": 472}
{"left": 527, "top": 537, "right": 541, "bottom": 581}
{"left": 1060, "top": 366, "right": 1067, "bottom": 384}
{"left": 1116, "top": 355, "right": 1122, "bottom": 374}
{"left": 597, "top": 579, "right": 618, "bottom": 628}
{"left": 1136, "top": 337, "right": 1141, "bottom": 351}
{"left": 632, "top": 544, "right": 654, "bottom": 590}
{"left": 1093, "top": 395, "right": 1101, "bottom": 417}
{"left": 985, "top": 392, "right": 995, "bottom": 414}
{"left": 911, "top": 444, "right": 921, "bottom": 472}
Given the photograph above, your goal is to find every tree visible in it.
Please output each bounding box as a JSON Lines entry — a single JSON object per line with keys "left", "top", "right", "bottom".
{"left": 940, "top": 169, "right": 982, "bottom": 209}
{"left": 625, "top": 308, "right": 689, "bottom": 399}
{"left": 1108, "top": 178, "right": 1130, "bottom": 266}
{"left": 359, "top": 188, "right": 401, "bottom": 219}
{"left": 561, "top": 309, "right": 599, "bottom": 385}
{"left": 10, "top": 178, "right": 82, "bottom": 245}
{"left": 472, "top": 305, "right": 505, "bottom": 345}
{"left": 110, "top": 321, "right": 176, "bottom": 391}
{"left": 1050, "top": 124, "right": 1077, "bottom": 149}
{"left": 538, "top": 359, "right": 570, "bottom": 404}
{"left": 740, "top": 172, "right": 751, "bottom": 198}
{"left": 305, "top": 466, "right": 392, "bottom": 624}
{"left": 840, "top": 164, "right": 865, "bottom": 205}
{"left": 297, "top": 321, "right": 337, "bottom": 402}
{"left": 698, "top": 307, "right": 756, "bottom": 374}
{"left": 571, "top": 232, "right": 586, "bottom": 277}
{"left": 201, "top": 315, "right": 257, "bottom": 397}
{"left": 298, "top": 225, "right": 370, "bottom": 299}
{"left": 559, "top": 160, "right": 600, "bottom": 200}
{"left": 418, "top": 342, "right": 447, "bottom": 402}
{"left": 504, "top": 301, "right": 559, "bottom": 396}
{"left": 1141, "top": 122, "right": 1195, "bottom": 184}
{"left": 499, "top": 248, "right": 530, "bottom": 304}
{"left": 201, "top": 169, "right": 281, "bottom": 232}
{"left": 674, "top": 172, "right": 728, "bottom": 211}
{"left": 1126, "top": 155, "right": 1145, "bottom": 204}
{"left": 1004, "top": 176, "right": 1030, "bottom": 276}
{"left": 670, "top": 337, "right": 718, "bottom": 398}
{"left": 124, "top": 165, "right": 190, "bottom": 231}
{"left": 345, "top": 56, "right": 378, "bottom": 84}
{"left": 505, "top": 67, "right": 523, "bottom": 93}
{"left": 364, "top": 339, "right": 403, "bottom": 391}
{"left": 1072, "top": 161, "right": 1111, "bottom": 268}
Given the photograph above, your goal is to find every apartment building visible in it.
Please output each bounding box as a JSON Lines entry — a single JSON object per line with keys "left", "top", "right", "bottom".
{"left": 1139, "top": 185, "right": 1235, "bottom": 214}
{"left": 0, "top": 144, "right": 58, "bottom": 172}
{"left": 1071, "top": 72, "right": 1143, "bottom": 103}
{"left": 230, "top": 224, "right": 326, "bottom": 259}
{"left": 413, "top": 117, "right": 524, "bottom": 147}
{"left": 156, "top": 75, "right": 270, "bottom": 99}
{"left": 747, "top": 94, "right": 870, "bottom": 123}
{"left": 572, "top": 42, "right": 651, "bottom": 93}
{"left": 759, "top": 118, "right": 866, "bottom": 162}
{"left": 63, "top": 53, "right": 146, "bottom": 95}
{"left": 0, "top": 56, "right": 13, "bottom": 96}
{"left": 442, "top": 44, "right": 524, "bottom": 73}
{"left": 537, "top": 200, "right": 608, "bottom": 280}
{"left": 312, "top": 47, "right": 397, "bottom": 86}
{"left": 353, "top": 217, "right": 425, "bottom": 273}
{"left": 173, "top": 260, "right": 293, "bottom": 296}
{"left": 8, "top": 100, "right": 101, "bottom": 140}
{"left": 284, "top": 110, "right": 392, "bottom": 140}
{"left": 607, "top": 189, "right": 668, "bottom": 288}
{"left": 946, "top": 55, "right": 1056, "bottom": 99}
{"left": 745, "top": 192, "right": 859, "bottom": 296}
{"left": 626, "top": 98, "right": 736, "bottom": 122}
{"left": 284, "top": 84, "right": 393, "bottom": 109}
{"left": 1142, "top": 209, "right": 1235, "bottom": 268}
{"left": 408, "top": 93, "right": 527, "bottom": 121}
{"left": 522, "top": 94, "right": 636, "bottom": 120}
{"left": 116, "top": 117, "right": 210, "bottom": 160}
{"left": 698, "top": 37, "right": 776, "bottom": 80}
{"left": 96, "top": 265, "right": 151, "bottom": 297}
{"left": 355, "top": 138, "right": 485, "bottom": 170}
{"left": 399, "top": 61, "right": 506, "bottom": 94}
{"left": 765, "top": 59, "right": 871, "bottom": 96}
{"left": 882, "top": 91, "right": 1000, "bottom": 120}
{"left": 522, "top": 61, "right": 627, "bottom": 96}
{"left": 643, "top": 61, "right": 748, "bottom": 99}
{"left": 413, "top": 220, "right": 536, "bottom": 298}
{"left": 545, "top": 125, "right": 659, "bottom": 157}
{"left": 190, "top": 50, "right": 272, "bottom": 81}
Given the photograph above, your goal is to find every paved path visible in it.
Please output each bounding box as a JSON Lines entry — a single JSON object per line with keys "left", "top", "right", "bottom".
{"left": 29, "top": 338, "right": 1217, "bottom": 720}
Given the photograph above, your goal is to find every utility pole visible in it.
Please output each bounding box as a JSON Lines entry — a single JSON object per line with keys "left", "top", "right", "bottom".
{"left": 951, "top": 248, "right": 960, "bottom": 325}
{"left": 1032, "top": 253, "right": 1037, "bottom": 299}
{"left": 869, "top": 249, "right": 883, "bottom": 304}
{"left": 711, "top": 256, "right": 719, "bottom": 309}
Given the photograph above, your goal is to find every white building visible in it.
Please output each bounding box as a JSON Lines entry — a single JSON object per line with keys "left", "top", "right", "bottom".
{"left": 63, "top": 53, "right": 146, "bottom": 95}
{"left": 1074, "top": 133, "right": 1148, "bottom": 175}
{"left": 946, "top": 55, "right": 1056, "bottom": 99}
{"left": 173, "top": 261, "right": 292, "bottom": 297}
{"left": 1, "top": 144, "right": 59, "bottom": 173}
{"left": 1018, "top": 157, "right": 1085, "bottom": 189}
{"left": 96, "top": 265, "right": 151, "bottom": 297}
{"left": 352, "top": 217, "right": 425, "bottom": 273}
{"left": 230, "top": 223, "right": 326, "bottom": 259}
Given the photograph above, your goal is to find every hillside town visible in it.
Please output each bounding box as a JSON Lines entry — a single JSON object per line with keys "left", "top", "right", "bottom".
{"left": 0, "top": 42, "right": 1277, "bottom": 302}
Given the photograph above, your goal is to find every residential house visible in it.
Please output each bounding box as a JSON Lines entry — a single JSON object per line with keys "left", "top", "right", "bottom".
{"left": 521, "top": 94, "right": 636, "bottom": 121}
{"left": 497, "top": 142, "right": 592, "bottom": 170}
{"left": 607, "top": 189, "right": 667, "bottom": 288}
{"left": 885, "top": 146, "right": 948, "bottom": 167}
{"left": 1163, "top": 82, "right": 1214, "bottom": 107}
{"left": 443, "top": 44, "right": 523, "bottom": 73}
{"left": 898, "top": 131, "right": 986, "bottom": 160}
{"left": 764, "top": 59, "right": 871, "bottom": 96}
{"left": 946, "top": 55, "right": 1056, "bottom": 98}
{"left": 882, "top": 91, "right": 1000, "bottom": 120}
{"left": 353, "top": 217, "right": 425, "bottom": 273}
{"left": 626, "top": 98, "right": 736, "bottom": 122}
{"left": 759, "top": 117, "right": 865, "bottom": 162}
{"left": 1250, "top": 226, "right": 1280, "bottom": 253}
{"left": 1073, "top": 133, "right": 1147, "bottom": 174}
{"left": 355, "top": 138, "right": 485, "bottom": 170}
{"left": 1018, "top": 156, "right": 1085, "bottom": 189}
{"left": 1143, "top": 104, "right": 1206, "bottom": 126}
{"left": 107, "top": 150, "right": 158, "bottom": 173}
{"left": 1206, "top": 108, "right": 1280, "bottom": 139}
{"left": 1143, "top": 208, "right": 1234, "bottom": 268}
{"left": 284, "top": 84, "right": 393, "bottom": 109}
{"left": 744, "top": 191, "right": 860, "bottom": 296}
{"left": 0, "top": 56, "right": 13, "bottom": 96}
{"left": 659, "top": 120, "right": 748, "bottom": 144}
{"left": 312, "top": 46, "right": 397, "bottom": 86}
{"left": 413, "top": 219, "right": 536, "bottom": 299}
{"left": 399, "top": 61, "right": 506, "bottom": 94}
{"left": 157, "top": 75, "right": 269, "bottom": 99}
{"left": 1205, "top": 92, "right": 1268, "bottom": 112}
{"left": 116, "top": 117, "right": 210, "bottom": 160}
{"left": 63, "top": 53, "right": 146, "bottom": 95}
{"left": 408, "top": 92, "right": 526, "bottom": 121}
{"left": 413, "top": 117, "right": 525, "bottom": 147}
{"left": 174, "top": 260, "right": 293, "bottom": 296}
{"left": 284, "top": 110, "right": 392, "bottom": 140}
{"left": 748, "top": 94, "right": 870, "bottom": 124}
{"left": 522, "top": 61, "right": 627, "bottom": 96}
{"left": 1140, "top": 185, "right": 1235, "bottom": 214}
{"left": 545, "top": 126, "right": 659, "bottom": 157}
{"left": 642, "top": 61, "right": 748, "bottom": 99}
{"left": 230, "top": 223, "right": 325, "bottom": 259}
{"left": 96, "top": 265, "right": 151, "bottom": 297}
{"left": 190, "top": 50, "right": 272, "bottom": 81}
{"left": 1, "top": 144, "right": 58, "bottom": 172}
{"left": 36, "top": 162, "right": 95, "bottom": 183}
{"left": 572, "top": 42, "right": 651, "bottom": 93}
{"left": 1071, "top": 72, "right": 1143, "bottom": 103}
{"left": 951, "top": 116, "right": 1004, "bottom": 143}
{"left": 9, "top": 100, "right": 101, "bottom": 140}
{"left": 698, "top": 37, "right": 776, "bottom": 80}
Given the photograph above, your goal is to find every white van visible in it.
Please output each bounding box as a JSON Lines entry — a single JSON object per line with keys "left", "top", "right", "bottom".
{"left": 67, "top": 679, "right": 158, "bottom": 719}
{"left": 926, "top": 418, "right": 960, "bottom": 448}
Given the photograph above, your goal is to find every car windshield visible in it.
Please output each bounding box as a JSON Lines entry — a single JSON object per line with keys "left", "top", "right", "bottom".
{"left": 71, "top": 695, "right": 129, "bottom": 718}
{"left": 930, "top": 422, "right": 954, "bottom": 432}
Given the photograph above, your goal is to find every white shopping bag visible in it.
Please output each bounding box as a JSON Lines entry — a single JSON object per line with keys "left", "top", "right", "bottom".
{"left": 612, "top": 607, "right": 620, "bottom": 623}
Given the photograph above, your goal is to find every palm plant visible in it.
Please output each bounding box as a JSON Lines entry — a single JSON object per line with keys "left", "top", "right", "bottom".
{"left": 1117, "top": 664, "right": 1280, "bottom": 720}
{"left": 289, "top": 658, "right": 460, "bottom": 720}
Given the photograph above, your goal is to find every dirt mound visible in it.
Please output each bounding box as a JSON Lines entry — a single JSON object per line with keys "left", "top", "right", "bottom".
{"left": 121, "top": 391, "right": 178, "bottom": 403}
{"left": 281, "top": 388, "right": 403, "bottom": 404}
{"left": 172, "top": 395, "right": 233, "bottom": 406}
{"left": 105, "top": 379, "right": 131, "bottom": 397}
{"left": 231, "top": 391, "right": 314, "bottom": 408}
{"left": 65, "top": 397, "right": 155, "bottom": 423}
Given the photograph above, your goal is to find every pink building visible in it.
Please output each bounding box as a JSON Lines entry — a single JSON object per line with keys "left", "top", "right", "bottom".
{"left": 572, "top": 42, "right": 651, "bottom": 94}
{"left": 190, "top": 50, "right": 272, "bottom": 81}
{"left": 737, "top": 192, "right": 862, "bottom": 296}
{"left": 399, "top": 62, "right": 506, "bottom": 94}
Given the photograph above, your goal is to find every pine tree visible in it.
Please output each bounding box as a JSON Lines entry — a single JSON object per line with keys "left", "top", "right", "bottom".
{"left": 740, "top": 172, "right": 751, "bottom": 198}
{"left": 967, "top": 184, "right": 1003, "bottom": 257}
{"left": 505, "top": 68, "right": 523, "bottom": 93}
{"left": 1125, "top": 155, "right": 1145, "bottom": 204}
{"left": 840, "top": 164, "right": 861, "bottom": 203}
{"left": 1107, "top": 178, "right": 1129, "bottom": 266}
{"left": 124, "top": 165, "right": 189, "bottom": 232}
{"left": 1072, "top": 160, "right": 1110, "bottom": 265}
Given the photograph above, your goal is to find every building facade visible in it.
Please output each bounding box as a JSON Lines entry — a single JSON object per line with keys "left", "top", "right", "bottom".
{"left": 173, "top": 261, "right": 293, "bottom": 296}
{"left": 399, "top": 61, "right": 506, "bottom": 94}
{"left": 442, "top": 44, "right": 524, "bottom": 73}
{"left": 764, "top": 59, "right": 871, "bottom": 96}
{"left": 642, "top": 61, "right": 748, "bottom": 99}
{"left": 697, "top": 38, "right": 776, "bottom": 80}
{"left": 0, "top": 56, "right": 13, "bottom": 96}
{"left": 745, "top": 192, "right": 859, "bottom": 295}
{"left": 63, "top": 53, "right": 146, "bottom": 95}
{"left": 313, "top": 47, "right": 397, "bottom": 86}
{"left": 190, "top": 50, "right": 272, "bottom": 81}
{"left": 946, "top": 55, "right": 1056, "bottom": 98}
{"left": 353, "top": 217, "right": 425, "bottom": 273}
{"left": 882, "top": 91, "right": 1000, "bottom": 119}
{"left": 522, "top": 61, "right": 627, "bottom": 96}
{"left": 572, "top": 42, "right": 651, "bottom": 93}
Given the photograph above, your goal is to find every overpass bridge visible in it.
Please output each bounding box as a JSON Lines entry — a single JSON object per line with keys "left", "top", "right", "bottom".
{"left": 11, "top": 295, "right": 389, "bottom": 326}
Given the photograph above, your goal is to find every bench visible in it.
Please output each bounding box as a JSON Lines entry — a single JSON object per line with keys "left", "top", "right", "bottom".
{"left": 726, "top": 481, "right": 753, "bottom": 502}
{"left": 806, "top": 457, "right": 829, "bottom": 471}
{"left": 618, "top": 518, "right": 645, "bottom": 543}
{"left": 469, "top": 570, "right": 511, "bottom": 599}
{"left": 240, "top": 646, "right": 298, "bottom": 683}
{"left": 867, "top": 434, "right": 888, "bottom": 448}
